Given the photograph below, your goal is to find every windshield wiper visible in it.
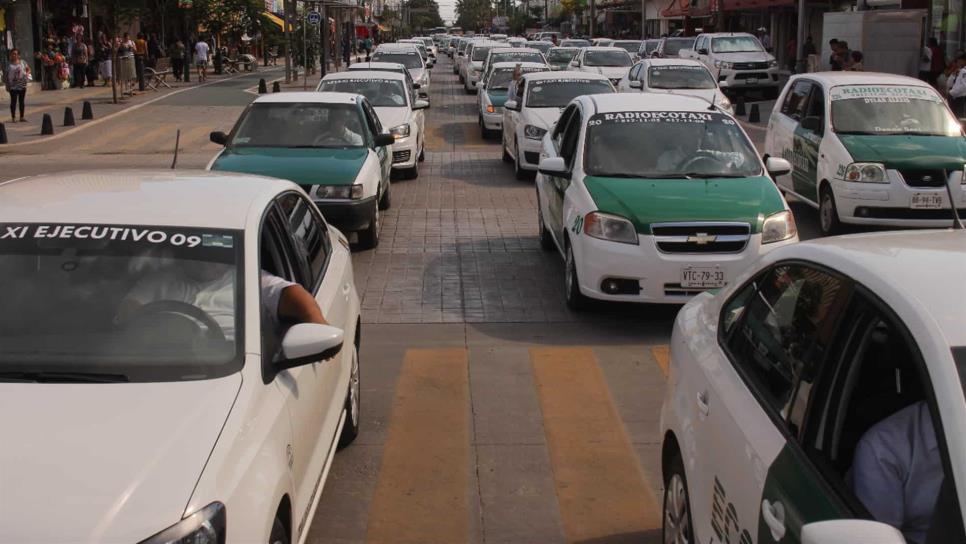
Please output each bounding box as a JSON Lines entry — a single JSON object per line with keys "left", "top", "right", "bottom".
{"left": 680, "top": 172, "right": 747, "bottom": 178}
{"left": 834, "top": 130, "right": 879, "bottom": 135}
{"left": 0, "top": 371, "right": 130, "bottom": 383}
{"left": 592, "top": 172, "right": 651, "bottom": 179}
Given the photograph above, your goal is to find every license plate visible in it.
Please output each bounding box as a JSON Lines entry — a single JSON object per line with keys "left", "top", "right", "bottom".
{"left": 911, "top": 193, "right": 944, "bottom": 209}
{"left": 745, "top": 78, "right": 758, "bottom": 85}
{"left": 681, "top": 267, "right": 726, "bottom": 289}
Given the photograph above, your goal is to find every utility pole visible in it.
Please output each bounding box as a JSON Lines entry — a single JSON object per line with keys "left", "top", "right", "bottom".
{"left": 589, "top": 0, "right": 595, "bottom": 37}
{"left": 321, "top": 3, "right": 328, "bottom": 77}
{"left": 795, "top": 0, "right": 806, "bottom": 73}
{"left": 641, "top": 0, "right": 646, "bottom": 38}
{"left": 284, "top": 0, "right": 292, "bottom": 83}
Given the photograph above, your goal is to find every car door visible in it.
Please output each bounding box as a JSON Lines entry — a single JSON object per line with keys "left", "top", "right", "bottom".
{"left": 704, "top": 263, "right": 854, "bottom": 543}
{"left": 361, "top": 101, "right": 391, "bottom": 186}
{"left": 547, "top": 105, "right": 581, "bottom": 249}
{"left": 768, "top": 81, "right": 813, "bottom": 197}
{"left": 793, "top": 83, "right": 825, "bottom": 202}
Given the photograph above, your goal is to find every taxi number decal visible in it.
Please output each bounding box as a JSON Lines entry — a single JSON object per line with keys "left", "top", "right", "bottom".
{"left": 0, "top": 224, "right": 208, "bottom": 248}
{"left": 571, "top": 215, "right": 583, "bottom": 235}
{"left": 711, "top": 476, "right": 753, "bottom": 544}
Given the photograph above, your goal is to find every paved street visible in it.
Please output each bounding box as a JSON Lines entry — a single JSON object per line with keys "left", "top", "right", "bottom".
{"left": 1, "top": 55, "right": 824, "bottom": 544}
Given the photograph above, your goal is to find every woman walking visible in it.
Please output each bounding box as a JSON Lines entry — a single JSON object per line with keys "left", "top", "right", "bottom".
{"left": 3, "top": 49, "right": 31, "bottom": 123}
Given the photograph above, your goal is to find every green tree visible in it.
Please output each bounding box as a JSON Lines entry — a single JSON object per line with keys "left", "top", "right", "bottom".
{"left": 403, "top": 0, "right": 444, "bottom": 33}
{"left": 192, "top": 0, "right": 265, "bottom": 43}
{"left": 455, "top": 0, "right": 492, "bottom": 32}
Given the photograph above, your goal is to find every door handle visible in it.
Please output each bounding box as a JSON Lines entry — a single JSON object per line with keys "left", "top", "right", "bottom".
{"left": 342, "top": 283, "right": 351, "bottom": 295}
{"left": 761, "top": 499, "right": 786, "bottom": 541}
{"left": 696, "top": 391, "right": 710, "bottom": 418}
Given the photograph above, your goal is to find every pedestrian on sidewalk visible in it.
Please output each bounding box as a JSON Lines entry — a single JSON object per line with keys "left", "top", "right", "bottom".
{"left": 171, "top": 39, "right": 186, "bottom": 82}
{"left": 847, "top": 50, "right": 864, "bottom": 71}
{"left": 195, "top": 37, "right": 211, "bottom": 82}
{"left": 2, "top": 49, "right": 31, "bottom": 123}
{"left": 947, "top": 54, "right": 966, "bottom": 118}
{"left": 928, "top": 38, "right": 945, "bottom": 87}
{"left": 71, "top": 37, "right": 89, "bottom": 89}
{"left": 135, "top": 33, "right": 148, "bottom": 91}
{"left": 97, "top": 33, "right": 113, "bottom": 86}
{"left": 119, "top": 33, "right": 136, "bottom": 94}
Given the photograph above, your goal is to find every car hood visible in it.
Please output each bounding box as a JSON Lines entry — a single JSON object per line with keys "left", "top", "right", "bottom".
{"left": 211, "top": 146, "right": 368, "bottom": 186}
{"left": 713, "top": 51, "right": 774, "bottom": 63}
{"left": 487, "top": 89, "right": 509, "bottom": 107}
{"left": 838, "top": 134, "right": 966, "bottom": 171}
{"left": 524, "top": 107, "right": 565, "bottom": 129}
{"left": 374, "top": 106, "right": 411, "bottom": 131}
{"left": 647, "top": 87, "right": 717, "bottom": 105}
{"left": 0, "top": 375, "right": 241, "bottom": 543}
{"left": 586, "top": 66, "right": 629, "bottom": 78}
{"left": 409, "top": 68, "right": 425, "bottom": 81}
{"left": 583, "top": 175, "right": 785, "bottom": 234}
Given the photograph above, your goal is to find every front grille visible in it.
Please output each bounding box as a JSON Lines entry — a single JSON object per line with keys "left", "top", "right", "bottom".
{"left": 392, "top": 150, "right": 411, "bottom": 164}
{"left": 856, "top": 206, "right": 966, "bottom": 219}
{"left": 732, "top": 61, "right": 770, "bottom": 70}
{"left": 652, "top": 222, "right": 750, "bottom": 253}
{"left": 735, "top": 72, "right": 770, "bottom": 80}
{"left": 899, "top": 169, "right": 947, "bottom": 188}
{"left": 664, "top": 283, "right": 711, "bottom": 297}
{"left": 524, "top": 151, "right": 541, "bottom": 164}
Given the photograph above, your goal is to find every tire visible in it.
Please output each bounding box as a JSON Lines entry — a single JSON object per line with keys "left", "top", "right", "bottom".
{"left": 819, "top": 184, "right": 842, "bottom": 236}
{"left": 502, "top": 139, "right": 513, "bottom": 163}
{"left": 418, "top": 145, "right": 425, "bottom": 162}
{"left": 537, "top": 197, "right": 555, "bottom": 251}
{"left": 663, "top": 454, "right": 695, "bottom": 544}
{"left": 465, "top": 84, "right": 474, "bottom": 95}
{"left": 269, "top": 515, "right": 288, "bottom": 544}
{"left": 402, "top": 158, "right": 419, "bottom": 180}
{"left": 514, "top": 139, "right": 530, "bottom": 180}
{"left": 357, "top": 206, "right": 379, "bottom": 250}
{"left": 338, "top": 345, "right": 361, "bottom": 449}
{"left": 378, "top": 181, "right": 391, "bottom": 210}
{"left": 565, "top": 242, "right": 588, "bottom": 311}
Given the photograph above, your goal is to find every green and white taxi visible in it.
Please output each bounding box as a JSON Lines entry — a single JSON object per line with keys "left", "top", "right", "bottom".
{"left": 208, "top": 92, "right": 395, "bottom": 249}
{"left": 317, "top": 71, "right": 429, "bottom": 179}
{"left": 478, "top": 61, "right": 547, "bottom": 138}
{"left": 765, "top": 72, "right": 966, "bottom": 235}
{"left": 661, "top": 228, "right": 966, "bottom": 544}
{"left": 535, "top": 93, "right": 796, "bottom": 308}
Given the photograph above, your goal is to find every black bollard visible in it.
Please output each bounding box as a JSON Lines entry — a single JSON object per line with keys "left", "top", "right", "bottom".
{"left": 748, "top": 103, "right": 761, "bottom": 123}
{"left": 82, "top": 100, "right": 94, "bottom": 120}
{"left": 735, "top": 95, "right": 746, "bottom": 116}
{"left": 0, "top": 123, "right": 7, "bottom": 144}
{"left": 63, "top": 107, "right": 76, "bottom": 127}
{"left": 258, "top": 78, "right": 267, "bottom": 94}
{"left": 41, "top": 114, "right": 54, "bottom": 135}
{"left": 272, "top": 81, "right": 281, "bottom": 93}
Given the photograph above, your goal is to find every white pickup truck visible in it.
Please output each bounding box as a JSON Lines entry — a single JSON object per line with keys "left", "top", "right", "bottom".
{"left": 680, "top": 32, "right": 780, "bottom": 98}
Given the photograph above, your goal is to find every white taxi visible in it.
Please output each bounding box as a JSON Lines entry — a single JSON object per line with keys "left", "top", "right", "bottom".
{"left": 317, "top": 71, "right": 429, "bottom": 179}
{"left": 478, "top": 61, "right": 547, "bottom": 139}
{"left": 481, "top": 46, "right": 548, "bottom": 78}
{"left": 0, "top": 170, "right": 362, "bottom": 544}
{"left": 371, "top": 45, "right": 430, "bottom": 91}
{"left": 535, "top": 93, "right": 796, "bottom": 308}
{"left": 463, "top": 40, "right": 502, "bottom": 93}
{"left": 764, "top": 72, "right": 966, "bottom": 235}
{"left": 569, "top": 46, "right": 634, "bottom": 87}
{"left": 661, "top": 228, "right": 966, "bottom": 544}
{"left": 617, "top": 58, "right": 733, "bottom": 113}
{"left": 502, "top": 71, "right": 615, "bottom": 179}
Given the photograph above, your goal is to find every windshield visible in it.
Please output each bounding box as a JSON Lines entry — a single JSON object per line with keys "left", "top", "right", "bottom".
{"left": 548, "top": 49, "right": 578, "bottom": 63}
{"left": 830, "top": 85, "right": 960, "bottom": 136}
{"left": 231, "top": 103, "right": 366, "bottom": 148}
{"left": 584, "top": 111, "right": 761, "bottom": 178}
{"left": 526, "top": 78, "right": 615, "bottom": 107}
{"left": 643, "top": 40, "right": 660, "bottom": 54}
{"left": 372, "top": 52, "right": 423, "bottom": 68}
{"left": 584, "top": 50, "right": 632, "bottom": 67}
{"left": 318, "top": 78, "right": 408, "bottom": 107}
{"left": 561, "top": 39, "right": 590, "bottom": 47}
{"left": 711, "top": 36, "right": 764, "bottom": 53}
{"left": 491, "top": 51, "right": 545, "bottom": 65}
{"left": 528, "top": 42, "right": 553, "bottom": 53}
{"left": 0, "top": 223, "right": 243, "bottom": 382}
{"left": 488, "top": 67, "right": 543, "bottom": 89}
{"left": 420, "top": 38, "right": 434, "bottom": 46}
{"left": 613, "top": 41, "right": 642, "bottom": 53}
{"left": 648, "top": 65, "right": 716, "bottom": 89}
{"left": 472, "top": 46, "right": 493, "bottom": 61}
{"left": 663, "top": 38, "right": 695, "bottom": 56}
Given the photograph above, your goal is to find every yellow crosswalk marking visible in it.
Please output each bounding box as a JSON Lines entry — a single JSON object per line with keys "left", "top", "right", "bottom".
{"left": 530, "top": 347, "right": 662, "bottom": 542}
{"left": 365, "top": 348, "right": 470, "bottom": 544}
{"left": 117, "top": 124, "right": 178, "bottom": 152}
{"left": 178, "top": 125, "right": 218, "bottom": 150}
{"left": 73, "top": 123, "right": 143, "bottom": 153}
{"left": 650, "top": 345, "right": 670, "bottom": 378}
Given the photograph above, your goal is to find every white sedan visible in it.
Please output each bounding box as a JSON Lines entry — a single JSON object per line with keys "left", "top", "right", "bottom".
{"left": 570, "top": 46, "right": 633, "bottom": 86}
{"left": 617, "top": 58, "right": 733, "bottom": 113}
{"left": 0, "top": 170, "right": 362, "bottom": 544}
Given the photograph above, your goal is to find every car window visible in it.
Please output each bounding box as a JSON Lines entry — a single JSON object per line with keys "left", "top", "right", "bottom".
{"left": 553, "top": 105, "right": 576, "bottom": 147}
{"left": 724, "top": 263, "right": 852, "bottom": 418}
{"left": 361, "top": 101, "right": 382, "bottom": 137}
{"left": 317, "top": 78, "right": 408, "bottom": 107}
{"left": 560, "top": 109, "right": 582, "bottom": 168}
{"left": 230, "top": 102, "right": 366, "bottom": 149}
{"left": 276, "top": 193, "right": 330, "bottom": 290}
{"left": 781, "top": 81, "right": 812, "bottom": 121}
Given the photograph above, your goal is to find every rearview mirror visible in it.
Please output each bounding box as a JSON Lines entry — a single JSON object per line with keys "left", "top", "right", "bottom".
{"left": 698, "top": 48, "right": 709, "bottom": 55}
{"left": 209, "top": 131, "right": 228, "bottom": 146}
{"left": 801, "top": 116, "right": 823, "bottom": 132}
{"left": 505, "top": 99, "right": 520, "bottom": 111}
{"left": 765, "top": 156, "right": 792, "bottom": 177}
{"left": 802, "top": 520, "right": 906, "bottom": 544}
{"left": 629, "top": 80, "right": 642, "bottom": 89}
{"left": 538, "top": 156, "right": 569, "bottom": 178}
{"left": 374, "top": 133, "right": 395, "bottom": 147}
{"left": 276, "top": 324, "right": 344, "bottom": 371}
{"left": 413, "top": 99, "right": 430, "bottom": 110}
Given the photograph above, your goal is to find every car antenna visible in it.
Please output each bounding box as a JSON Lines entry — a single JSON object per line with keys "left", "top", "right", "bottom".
{"left": 170, "top": 129, "right": 181, "bottom": 170}
{"left": 708, "top": 90, "right": 718, "bottom": 111}
{"left": 943, "top": 169, "right": 964, "bottom": 229}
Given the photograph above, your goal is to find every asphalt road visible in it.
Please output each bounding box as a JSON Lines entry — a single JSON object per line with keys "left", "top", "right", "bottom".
{"left": 1, "top": 56, "right": 825, "bottom": 544}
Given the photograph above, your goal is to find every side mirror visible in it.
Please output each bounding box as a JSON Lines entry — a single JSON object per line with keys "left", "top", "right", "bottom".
{"left": 698, "top": 48, "right": 708, "bottom": 55}
{"left": 419, "top": 91, "right": 430, "bottom": 99}
{"left": 765, "top": 156, "right": 792, "bottom": 176}
{"left": 571, "top": 60, "right": 580, "bottom": 67}
{"left": 801, "top": 115, "right": 823, "bottom": 133}
{"left": 413, "top": 99, "right": 430, "bottom": 110}
{"left": 413, "top": 82, "right": 421, "bottom": 89}
{"left": 629, "top": 80, "right": 642, "bottom": 89}
{"left": 277, "top": 324, "right": 344, "bottom": 371}
{"left": 802, "top": 520, "right": 906, "bottom": 544}
{"left": 209, "top": 131, "right": 228, "bottom": 146}
{"left": 374, "top": 133, "right": 396, "bottom": 147}
{"left": 505, "top": 99, "right": 520, "bottom": 111}
{"left": 538, "top": 156, "right": 569, "bottom": 178}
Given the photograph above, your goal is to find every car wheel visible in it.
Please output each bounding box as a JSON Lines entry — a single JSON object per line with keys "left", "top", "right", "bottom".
{"left": 357, "top": 206, "right": 379, "bottom": 250}
{"left": 378, "top": 181, "right": 391, "bottom": 210}
{"left": 269, "top": 515, "right": 288, "bottom": 544}
{"left": 502, "top": 139, "right": 513, "bottom": 163}
{"left": 338, "top": 345, "right": 361, "bottom": 449}
{"left": 565, "top": 242, "right": 588, "bottom": 311}
{"left": 663, "top": 454, "right": 694, "bottom": 544}
{"left": 819, "top": 184, "right": 842, "bottom": 236}
{"left": 514, "top": 139, "right": 530, "bottom": 180}
{"left": 418, "top": 145, "right": 425, "bottom": 162}
{"left": 537, "top": 197, "right": 555, "bottom": 251}
{"left": 403, "top": 158, "right": 419, "bottom": 180}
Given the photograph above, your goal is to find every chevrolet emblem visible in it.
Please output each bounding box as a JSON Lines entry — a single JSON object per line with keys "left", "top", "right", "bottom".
{"left": 687, "top": 233, "right": 717, "bottom": 245}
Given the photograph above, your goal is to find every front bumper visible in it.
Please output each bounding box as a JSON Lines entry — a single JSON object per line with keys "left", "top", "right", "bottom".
{"left": 573, "top": 232, "right": 793, "bottom": 304}
{"left": 391, "top": 136, "right": 418, "bottom": 169}
{"left": 516, "top": 136, "right": 543, "bottom": 170}
{"left": 717, "top": 67, "right": 780, "bottom": 89}
{"left": 481, "top": 109, "right": 502, "bottom": 130}
{"left": 314, "top": 196, "right": 377, "bottom": 232}
{"left": 468, "top": 72, "right": 480, "bottom": 88}
{"left": 832, "top": 175, "right": 966, "bottom": 228}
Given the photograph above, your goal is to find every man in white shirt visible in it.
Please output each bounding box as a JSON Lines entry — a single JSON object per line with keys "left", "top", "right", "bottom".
{"left": 195, "top": 38, "right": 210, "bottom": 82}
{"left": 947, "top": 54, "right": 966, "bottom": 117}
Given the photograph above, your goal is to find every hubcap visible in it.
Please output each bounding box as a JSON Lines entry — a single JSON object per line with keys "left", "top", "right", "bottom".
{"left": 349, "top": 348, "right": 360, "bottom": 426}
{"left": 664, "top": 473, "right": 691, "bottom": 544}
{"left": 820, "top": 193, "right": 833, "bottom": 232}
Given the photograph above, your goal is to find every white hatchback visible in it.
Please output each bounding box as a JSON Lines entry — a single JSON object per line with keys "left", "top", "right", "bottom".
{"left": 0, "top": 170, "right": 362, "bottom": 544}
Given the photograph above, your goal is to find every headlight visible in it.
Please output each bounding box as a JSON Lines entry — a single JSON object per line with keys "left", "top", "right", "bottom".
{"left": 139, "top": 502, "right": 225, "bottom": 544}
{"left": 390, "top": 123, "right": 411, "bottom": 139}
{"left": 524, "top": 125, "right": 547, "bottom": 140}
{"left": 583, "top": 211, "right": 639, "bottom": 245}
{"left": 316, "top": 184, "right": 364, "bottom": 199}
{"left": 761, "top": 210, "right": 797, "bottom": 244}
{"left": 844, "top": 162, "right": 888, "bottom": 183}
{"left": 718, "top": 95, "right": 733, "bottom": 113}
{"left": 715, "top": 60, "right": 733, "bottom": 70}
{"left": 768, "top": 59, "right": 778, "bottom": 68}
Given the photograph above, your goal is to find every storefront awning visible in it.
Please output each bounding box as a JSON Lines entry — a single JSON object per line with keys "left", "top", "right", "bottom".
{"left": 263, "top": 11, "right": 285, "bottom": 29}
